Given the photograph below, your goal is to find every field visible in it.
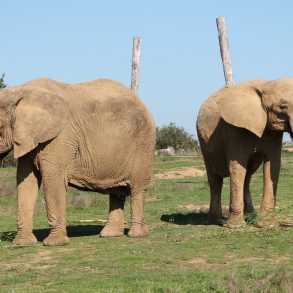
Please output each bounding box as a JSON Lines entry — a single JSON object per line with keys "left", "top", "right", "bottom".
{"left": 0, "top": 154, "right": 292, "bottom": 292}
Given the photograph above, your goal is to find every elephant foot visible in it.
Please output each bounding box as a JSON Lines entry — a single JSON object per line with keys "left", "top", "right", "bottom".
{"left": 244, "top": 206, "right": 255, "bottom": 215}
{"left": 227, "top": 214, "right": 246, "bottom": 228}
{"left": 128, "top": 224, "right": 149, "bottom": 238}
{"left": 208, "top": 213, "right": 223, "bottom": 225}
{"left": 256, "top": 215, "right": 278, "bottom": 228}
{"left": 227, "top": 221, "right": 246, "bottom": 229}
{"left": 100, "top": 223, "right": 124, "bottom": 238}
{"left": 43, "top": 233, "right": 70, "bottom": 246}
{"left": 12, "top": 232, "right": 38, "bottom": 246}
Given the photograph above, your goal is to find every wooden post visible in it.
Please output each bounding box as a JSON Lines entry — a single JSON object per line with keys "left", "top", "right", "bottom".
{"left": 216, "top": 17, "right": 234, "bottom": 86}
{"left": 131, "top": 36, "right": 141, "bottom": 94}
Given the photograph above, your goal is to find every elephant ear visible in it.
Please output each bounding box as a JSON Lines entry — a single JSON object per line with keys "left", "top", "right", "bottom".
{"left": 217, "top": 84, "right": 267, "bottom": 137}
{"left": 13, "top": 87, "right": 70, "bottom": 158}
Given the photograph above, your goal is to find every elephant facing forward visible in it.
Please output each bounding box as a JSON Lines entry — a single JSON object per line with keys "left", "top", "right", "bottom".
{"left": 0, "top": 78, "right": 156, "bottom": 245}
{"left": 197, "top": 79, "right": 293, "bottom": 228}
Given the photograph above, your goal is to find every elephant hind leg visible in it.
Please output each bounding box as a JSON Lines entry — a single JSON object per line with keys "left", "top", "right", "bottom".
{"left": 127, "top": 184, "right": 149, "bottom": 238}
{"left": 208, "top": 171, "right": 224, "bottom": 225}
{"left": 100, "top": 193, "right": 126, "bottom": 238}
{"left": 244, "top": 155, "right": 263, "bottom": 215}
{"left": 244, "top": 173, "right": 255, "bottom": 215}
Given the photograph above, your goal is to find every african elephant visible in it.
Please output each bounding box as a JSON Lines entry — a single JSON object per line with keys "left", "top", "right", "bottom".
{"left": 196, "top": 79, "right": 293, "bottom": 228}
{"left": 0, "top": 78, "right": 156, "bottom": 245}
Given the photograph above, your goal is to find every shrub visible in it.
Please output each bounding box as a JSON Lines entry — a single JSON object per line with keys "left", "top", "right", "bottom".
{"left": 0, "top": 73, "right": 6, "bottom": 89}
{"left": 156, "top": 122, "right": 198, "bottom": 151}
{"left": 71, "top": 193, "right": 100, "bottom": 210}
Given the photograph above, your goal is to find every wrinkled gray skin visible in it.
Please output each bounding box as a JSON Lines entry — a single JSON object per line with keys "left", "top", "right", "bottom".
{"left": 0, "top": 78, "right": 156, "bottom": 245}
{"left": 197, "top": 79, "right": 293, "bottom": 228}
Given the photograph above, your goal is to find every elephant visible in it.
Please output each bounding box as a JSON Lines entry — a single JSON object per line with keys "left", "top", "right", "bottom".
{"left": 196, "top": 78, "right": 293, "bottom": 228}
{"left": 0, "top": 77, "right": 156, "bottom": 245}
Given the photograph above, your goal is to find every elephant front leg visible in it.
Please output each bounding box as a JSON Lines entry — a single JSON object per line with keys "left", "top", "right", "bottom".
{"left": 257, "top": 157, "right": 280, "bottom": 228}
{"left": 128, "top": 187, "right": 149, "bottom": 238}
{"left": 42, "top": 175, "right": 69, "bottom": 246}
{"left": 12, "top": 157, "right": 41, "bottom": 245}
{"left": 100, "top": 193, "right": 125, "bottom": 237}
{"left": 228, "top": 160, "right": 247, "bottom": 228}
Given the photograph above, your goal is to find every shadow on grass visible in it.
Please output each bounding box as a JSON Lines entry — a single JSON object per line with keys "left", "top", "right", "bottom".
{"left": 160, "top": 212, "right": 209, "bottom": 225}
{"left": 0, "top": 224, "right": 130, "bottom": 242}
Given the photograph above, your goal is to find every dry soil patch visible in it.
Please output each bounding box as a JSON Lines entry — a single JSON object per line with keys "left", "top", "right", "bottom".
{"left": 155, "top": 167, "right": 206, "bottom": 179}
{"left": 0, "top": 172, "right": 14, "bottom": 178}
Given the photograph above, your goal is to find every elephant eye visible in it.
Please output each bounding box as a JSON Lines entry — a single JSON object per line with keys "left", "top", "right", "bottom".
{"left": 280, "top": 104, "right": 288, "bottom": 111}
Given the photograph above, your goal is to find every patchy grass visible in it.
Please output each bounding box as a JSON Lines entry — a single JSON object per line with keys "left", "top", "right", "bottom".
{"left": 0, "top": 154, "right": 292, "bottom": 292}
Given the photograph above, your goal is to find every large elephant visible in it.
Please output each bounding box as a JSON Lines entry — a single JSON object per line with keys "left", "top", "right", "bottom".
{"left": 196, "top": 79, "right": 293, "bottom": 228}
{"left": 0, "top": 78, "right": 156, "bottom": 245}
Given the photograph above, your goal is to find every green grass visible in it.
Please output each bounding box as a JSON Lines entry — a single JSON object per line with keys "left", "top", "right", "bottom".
{"left": 0, "top": 154, "right": 292, "bottom": 292}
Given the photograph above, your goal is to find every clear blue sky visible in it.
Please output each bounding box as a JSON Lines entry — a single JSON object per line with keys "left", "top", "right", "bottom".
{"left": 2, "top": 1, "right": 293, "bottom": 138}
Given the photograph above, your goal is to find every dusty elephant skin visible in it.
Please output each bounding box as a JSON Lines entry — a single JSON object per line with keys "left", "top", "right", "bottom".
{"left": 197, "top": 79, "right": 293, "bottom": 228}
{"left": 0, "top": 78, "right": 156, "bottom": 246}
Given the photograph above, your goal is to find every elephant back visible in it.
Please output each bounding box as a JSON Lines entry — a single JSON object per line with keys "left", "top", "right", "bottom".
{"left": 67, "top": 79, "right": 139, "bottom": 106}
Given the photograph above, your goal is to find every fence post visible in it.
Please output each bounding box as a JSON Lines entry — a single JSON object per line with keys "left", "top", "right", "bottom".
{"left": 216, "top": 17, "right": 234, "bottom": 86}
{"left": 131, "top": 36, "right": 141, "bottom": 94}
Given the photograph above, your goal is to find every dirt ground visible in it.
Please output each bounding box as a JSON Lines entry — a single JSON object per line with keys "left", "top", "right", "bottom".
{"left": 154, "top": 167, "right": 206, "bottom": 179}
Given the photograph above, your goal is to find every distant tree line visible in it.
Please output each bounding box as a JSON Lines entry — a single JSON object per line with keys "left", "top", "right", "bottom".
{"left": 156, "top": 122, "right": 198, "bottom": 151}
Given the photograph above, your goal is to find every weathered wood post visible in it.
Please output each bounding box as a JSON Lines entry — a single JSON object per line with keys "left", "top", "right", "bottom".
{"left": 216, "top": 17, "right": 234, "bottom": 86}
{"left": 131, "top": 36, "right": 141, "bottom": 94}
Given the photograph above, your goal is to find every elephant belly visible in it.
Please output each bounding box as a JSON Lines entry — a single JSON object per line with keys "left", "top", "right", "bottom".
{"left": 68, "top": 172, "right": 131, "bottom": 193}
{"left": 66, "top": 155, "right": 132, "bottom": 193}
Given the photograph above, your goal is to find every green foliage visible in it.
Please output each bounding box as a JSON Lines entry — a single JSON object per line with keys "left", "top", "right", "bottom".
{"left": 156, "top": 122, "right": 198, "bottom": 151}
{"left": 0, "top": 73, "right": 6, "bottom": 89}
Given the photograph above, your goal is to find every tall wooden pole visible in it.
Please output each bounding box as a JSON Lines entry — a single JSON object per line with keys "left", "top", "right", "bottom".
{"left": 216, "top": 17, "right": 234, "bottom": 86}
{"left": 131, "top": 36, "right": 141, "bottom": 94}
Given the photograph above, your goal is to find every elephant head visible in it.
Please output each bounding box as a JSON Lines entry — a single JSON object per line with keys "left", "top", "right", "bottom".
{"left": 217, "top": 78, "right": 293, "bottom": 137}
{"left": 0, "top": 86, "right": 69, "bottom": 159}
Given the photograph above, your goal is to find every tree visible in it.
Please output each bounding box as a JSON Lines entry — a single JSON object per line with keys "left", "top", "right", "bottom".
{"left": 156, "top": 122, "right": 198, "bottom": 151}
{"left": 0, "top": 73, "right": 6, "bottom": 88}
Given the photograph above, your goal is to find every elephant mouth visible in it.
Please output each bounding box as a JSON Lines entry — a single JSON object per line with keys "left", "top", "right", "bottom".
{"left": 283, "top": 120, "right": 293, "bottom": 133}
{"left": 286, "top": 120, "right": 293, "bottom": 137}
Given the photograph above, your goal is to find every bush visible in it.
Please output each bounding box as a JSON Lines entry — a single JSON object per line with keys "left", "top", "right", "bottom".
{"left": 71, "top": 193, "right": 100, "bottom": 210}
{"left": 0, "top": 73, "right": 6, "bottom": 89}
{"left": 156, "top": 122, "right": 198, "bottom": 151}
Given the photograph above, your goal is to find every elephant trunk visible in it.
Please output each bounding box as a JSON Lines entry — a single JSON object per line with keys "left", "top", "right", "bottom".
{"left": 289, "top": 118, "right": 293, "bottom": 139}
